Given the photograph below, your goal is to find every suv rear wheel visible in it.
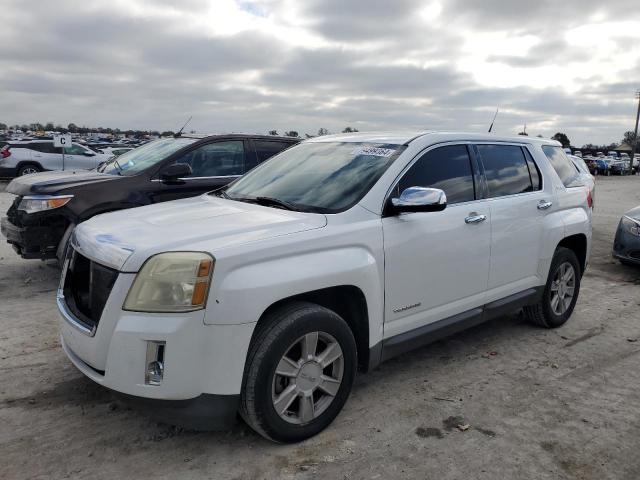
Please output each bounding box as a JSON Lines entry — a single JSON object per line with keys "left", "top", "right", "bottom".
{"left": 240, "top": 301, "right": 357, "bottom": 443}
{"left": 18, "top": 164, "right": 42, "bottom": 176}
{"left": 524, "top": 247, "right": 581, "bottom": 328}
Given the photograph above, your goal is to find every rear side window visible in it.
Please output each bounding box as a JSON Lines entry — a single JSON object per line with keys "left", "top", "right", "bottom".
{"left": 396, "top": 144, "right": 475, "bottom": 205}
{"left": 542, "top": 145, "right": 578, "bottom": 187}
{"left": 254, "top": 140, "right": 293, "bottom": 163}
{"left": 476, "top": 145, "right": 533, "bottom": 197}
{"left": 28, "top": 142, "right": 60, "bottom": 154}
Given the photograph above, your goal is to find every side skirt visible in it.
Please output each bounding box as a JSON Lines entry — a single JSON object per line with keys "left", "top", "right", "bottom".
{"left": 371, "top": 287, "right": 543, "bottom": 367}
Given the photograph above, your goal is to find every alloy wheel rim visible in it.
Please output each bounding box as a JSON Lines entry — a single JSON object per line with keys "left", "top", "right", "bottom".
{"left": 21, "top": 168, "right": 37, "bottom": 175}
{"left": 550, "top": 261, "right": 576, "bottom": 315}
{"left": 271, "top": 331, "right": 344, "bottom": 424}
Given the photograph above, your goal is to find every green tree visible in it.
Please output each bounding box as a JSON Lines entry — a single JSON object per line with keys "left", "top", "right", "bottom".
{"left": 284, "top": 131, "right": 299, "bottom": 137}
{"left": 44, "top": 122, "right": 55, "bottom": 131}
{"left": 551, "top": 132, "right": 571, "bottom": 148}
{"left": 67, "top": 123, "right": 78, "bottom": 133}
{"left": 342, "top": 127, "right": 358, "bottom": 133}
{"left": 161, "top": 131, "right": 175, "bottom": 137}
{"left": 317, "top": 128, "right": 329, "bottom": 136}
{"left": 622, "top": 131, "right": 637, "bottom": 146}
{"left": 268, "top": 130, "right": 278, "bottom": 136}
{"left": 0, "top": 123, "right": 7, "bottom": 130}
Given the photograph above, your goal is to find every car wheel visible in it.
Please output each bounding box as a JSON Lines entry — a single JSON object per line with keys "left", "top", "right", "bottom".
{"left": 619, "top": 258, "right": 636, "bottom": 267}
{"left": 524, "top": 247, "right": 581, "bottom": 328}
{"left": 240, "top": 301, "right": 357, "bottom": 443}
{"left": 18, "top": 164, "right": 42, "bottom": 176}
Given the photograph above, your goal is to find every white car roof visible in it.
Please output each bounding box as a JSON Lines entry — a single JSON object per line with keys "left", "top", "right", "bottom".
{"left": 306, "top": 131, "right": 562, "bottom": 147}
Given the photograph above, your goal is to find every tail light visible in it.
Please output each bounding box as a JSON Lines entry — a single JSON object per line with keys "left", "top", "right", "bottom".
{"left": 587, "top": 188, "right": 593, "bottom": 209}
{"left": 0, "top": 147, "right": 10, "bottom": 159}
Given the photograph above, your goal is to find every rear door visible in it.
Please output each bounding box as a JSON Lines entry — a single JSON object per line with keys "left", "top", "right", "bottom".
{"left": 474, "top": 143, "right": 548, "bottom": 301}
{"left": 28, "top": 142, "right": 62, "bottom": 171}
{"left": 150, "top": 139, "right": 249, "bottom": 203}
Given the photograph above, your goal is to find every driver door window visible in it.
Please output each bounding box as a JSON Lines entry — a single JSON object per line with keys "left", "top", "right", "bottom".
{"left": 394, "top": 144, "right": 476, "bottom": 204}
{"left": 63, "top": 144, "right": 89, "bottom": 155}
{"left": 175, "top": 141, "right": 244, "bottom": 178}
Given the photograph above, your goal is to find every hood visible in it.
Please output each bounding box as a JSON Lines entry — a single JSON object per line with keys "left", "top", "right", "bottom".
{"left": 72, "top": 194, "right": 328, "bottom": 272}
{"left": 6, "top": 170, "right": 122, "bottom": 196}
{"left": 624, "top": 206, "right": 640, "bottom": 220}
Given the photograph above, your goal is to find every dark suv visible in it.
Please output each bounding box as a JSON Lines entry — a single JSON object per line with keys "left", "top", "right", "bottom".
{"left": 1, "top": 134, "right": 298, "bottom": 261}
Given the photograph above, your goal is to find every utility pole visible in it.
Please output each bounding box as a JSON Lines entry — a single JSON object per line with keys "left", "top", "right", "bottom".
{"left": 632, "top": 90, "right": 640, "bottom": 174}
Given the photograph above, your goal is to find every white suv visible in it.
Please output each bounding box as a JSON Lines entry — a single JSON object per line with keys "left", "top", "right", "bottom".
{"left": 57, "top": 132, "right": 592, "bottom": 442}
{"left": 0, "top": 140, "right": 111, "bottom": 177}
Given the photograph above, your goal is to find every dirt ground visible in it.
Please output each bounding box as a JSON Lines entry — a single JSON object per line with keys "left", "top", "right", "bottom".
{"left": 1, "top": 176, "right": 640, "bottom": 480}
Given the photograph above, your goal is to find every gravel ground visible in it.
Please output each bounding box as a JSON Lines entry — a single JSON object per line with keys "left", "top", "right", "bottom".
{"left": 1, "top": 176, "right": 640, "bottom": 480}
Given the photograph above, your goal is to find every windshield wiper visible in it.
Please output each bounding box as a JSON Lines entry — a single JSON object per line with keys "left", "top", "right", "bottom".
{"left": 254, "top": 196, "right": 298, "bottom": 211}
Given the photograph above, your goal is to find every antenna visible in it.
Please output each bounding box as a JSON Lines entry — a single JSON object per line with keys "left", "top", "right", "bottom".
{"left": 488, "top": 108, "right": 499, "bottom": 133}
{"left": 174, "top": 116, "right": 193, "bottom": 138}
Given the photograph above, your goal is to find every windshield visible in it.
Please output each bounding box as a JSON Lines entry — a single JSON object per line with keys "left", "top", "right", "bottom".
{"left": 98, "top": 137, "right": 197, "bottom": 175}
{"left": 222, "top": 142, "right": 405, "bottom": 213}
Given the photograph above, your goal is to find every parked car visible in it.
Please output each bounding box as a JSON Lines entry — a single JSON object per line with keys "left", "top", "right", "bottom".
{"left": 594, "top": 157, "right": 611, "bottom": 175}
{"left": 609, "top": 158, "right": 630, "bottom": 175}
{"left": 56, "top": 132, "right": 592, "bottom": 442}
{"left": 583, "top": 156, "right": 598, "bottom": 174}
{"left": 573, "top": 151, "right": 582, "bottom": 157}
{"left": 569, "top": 155, "right": 595, "bottom": 207}
{"left": 0, "top": 134, "right": 298, "bottom": 261}
{"left": 613, "top": 206, "right": 640, "bottom": 266}
{"left": 95, "top": 146, "right": 134, "bottom": 157}
{"left": 0, "top": 140, "right": 112, "bottom": 177}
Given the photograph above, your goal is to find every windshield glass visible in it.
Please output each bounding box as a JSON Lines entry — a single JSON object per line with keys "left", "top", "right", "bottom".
{"left": 98, "top": 137, "right": 197, "bottom": 175}
{"left": 222, "top": 142, "right": 405, "bottom": 213}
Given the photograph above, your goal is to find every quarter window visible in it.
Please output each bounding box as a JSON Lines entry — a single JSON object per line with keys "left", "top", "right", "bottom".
{"left": 396, "top": 145, "right": 475, "bottom": 205}
{"left": 542, "top": 145, "right": 578, "bottom": 187}
{"left": 175, "top": 141, "right": 244, "bottom": 177}
{"left": 477, "top": 145, "right": 533, "bottom": 198}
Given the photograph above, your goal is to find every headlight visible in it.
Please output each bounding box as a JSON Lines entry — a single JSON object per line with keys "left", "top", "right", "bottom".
{"left": 123, "top": 252, "right": 214, "bottom": 313}
{"left": 622, "top": 216, "right": 640, "bottom": 236}
{"left": 18, "top": 195, "right": 73, "bottom": 214}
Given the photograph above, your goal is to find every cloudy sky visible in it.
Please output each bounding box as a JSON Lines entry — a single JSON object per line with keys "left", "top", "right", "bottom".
{"left": 1, "top": 0, "right": 639, "bottom": 146}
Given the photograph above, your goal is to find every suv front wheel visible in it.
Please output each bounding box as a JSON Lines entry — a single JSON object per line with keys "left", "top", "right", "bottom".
{"left": 524, "top": 247, "right": 581, "bottom": 328}
{"left": 240, "top": 301, "right": 357, "bottom": 442}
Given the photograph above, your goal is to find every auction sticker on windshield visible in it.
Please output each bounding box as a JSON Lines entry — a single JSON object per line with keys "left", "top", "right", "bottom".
{"left": 351, "top": 146, "right": 397, "bottom": 157}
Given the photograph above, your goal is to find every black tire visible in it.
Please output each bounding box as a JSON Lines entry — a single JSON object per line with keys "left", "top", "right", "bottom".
{"left": 240, "top": 301, "right": 357, "bottom": 443}
{"left": 619, "top": 258, "right": 637, "bottom": 267}
{"left": 18, "top": 163, "right": 42, "bottom": 176}
{"left": 524, "top": 247, "right": 581, "bottom": 328}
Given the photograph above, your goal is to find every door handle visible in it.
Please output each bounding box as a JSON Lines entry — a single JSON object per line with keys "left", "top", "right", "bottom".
{"left": 537, "top": 200, "right": 553, "bottom": 210}
{"left": 465, "top": 213, "right": 487, "bottom": 224}
{"left": 33, "top": 154, "right": 42, "bottom": 158}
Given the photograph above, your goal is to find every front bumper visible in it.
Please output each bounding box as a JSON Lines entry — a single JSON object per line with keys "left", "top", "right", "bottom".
{"left": 61, "top": 336, "right": 239, "bottom": 430}
{"left": 1, "top": 215, "right": 65, "bottom": 259}
{"left": 58, "top": 270, "right": 256, "bottom": 427}
{"left": 612, "top": 223, "right": 640, "bottom": 264}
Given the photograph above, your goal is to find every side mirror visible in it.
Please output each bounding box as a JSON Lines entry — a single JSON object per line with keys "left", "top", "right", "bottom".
{"left": 83, "top": 151, "right": 95, "bottom": 156}
{"left": 160, "top": 163, "right": 192, "bottom": 183}
{"left": 390, "top": 187, "right": 447, "bottom": 213}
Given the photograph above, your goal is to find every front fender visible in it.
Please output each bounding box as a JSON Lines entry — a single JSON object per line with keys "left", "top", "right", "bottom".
{"left": 204, "top": 246, "right": 384, "bottom": 344}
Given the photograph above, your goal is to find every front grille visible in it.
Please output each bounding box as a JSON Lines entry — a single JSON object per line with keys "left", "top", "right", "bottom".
{"left": 63, "top": 248, "right": 118, "bottom": 331}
